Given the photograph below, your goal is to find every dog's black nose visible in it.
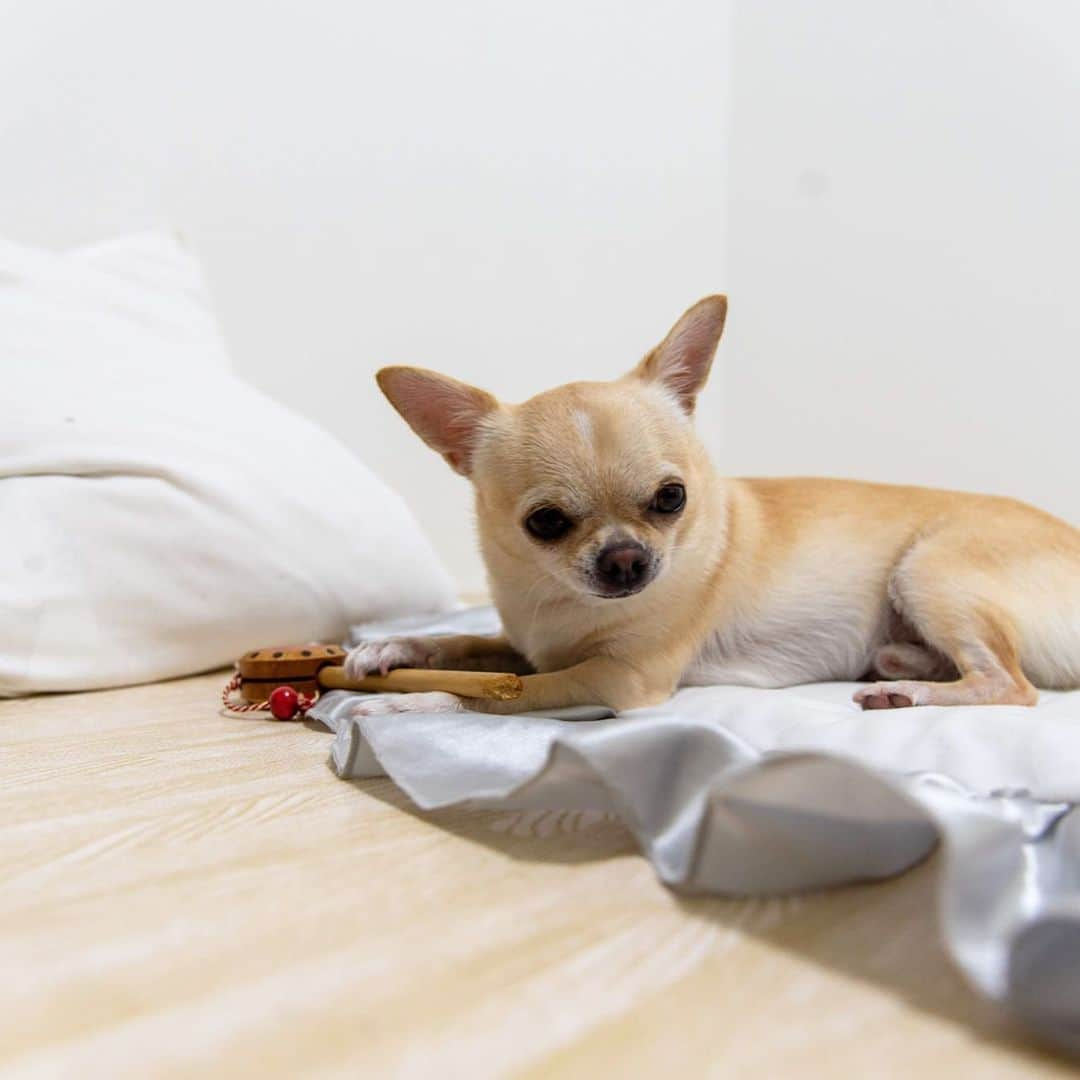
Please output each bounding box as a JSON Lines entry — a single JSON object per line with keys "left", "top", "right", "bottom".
{"left": 595, "top": 541, "right": 652, "bottom": 594}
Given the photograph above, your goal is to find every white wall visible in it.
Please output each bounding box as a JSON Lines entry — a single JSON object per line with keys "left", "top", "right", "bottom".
{"left": 725, "top": 1, "right": 1080, "bottom": 525}
{"left": 0, "top": 0, "right": 733, "bottom": 593}
{"left": 5, "top": 1, "right": 1077, "bottom": 596}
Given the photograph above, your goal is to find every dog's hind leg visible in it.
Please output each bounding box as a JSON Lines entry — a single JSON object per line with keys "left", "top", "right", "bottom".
{"left": 855, "top": 536, "right": 1039, "bottom": 710}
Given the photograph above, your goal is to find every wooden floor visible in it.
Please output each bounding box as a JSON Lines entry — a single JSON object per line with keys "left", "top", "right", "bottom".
{"left": 0, "top": 672, "right": 1074, "bottom": 1079}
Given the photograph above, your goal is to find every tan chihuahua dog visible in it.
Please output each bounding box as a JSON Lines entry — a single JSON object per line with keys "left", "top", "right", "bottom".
{"left": 347, "top": 296, "right": 1080, "bottom": 716}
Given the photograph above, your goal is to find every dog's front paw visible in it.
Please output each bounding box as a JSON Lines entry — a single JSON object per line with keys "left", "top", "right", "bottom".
{"left": 347, "top": 691, "right": 465, "bottom": 717}
{"left": 344, "top": 636, "right": 442, "bottom": 679}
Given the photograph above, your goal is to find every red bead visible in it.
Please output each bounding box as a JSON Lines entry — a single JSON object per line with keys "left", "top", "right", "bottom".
{"left": 268, "top": 685, "right": 300, "bottom": 720}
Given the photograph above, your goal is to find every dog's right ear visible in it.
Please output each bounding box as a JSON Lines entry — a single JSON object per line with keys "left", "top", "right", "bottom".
{"left": 376, "top": 366, "right": 499, "bottom": 476}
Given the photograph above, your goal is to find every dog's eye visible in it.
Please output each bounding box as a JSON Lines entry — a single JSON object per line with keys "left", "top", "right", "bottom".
{"left": 650, "top": 483, "right": 686, "bottom": 514}
{"left": 525, "top": 507, "right": 573, "bottom": 541}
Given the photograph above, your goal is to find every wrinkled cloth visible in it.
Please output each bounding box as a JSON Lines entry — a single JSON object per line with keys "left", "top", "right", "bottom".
{"left": 309, "top": 608, "right": 1080, "bottom": 1054}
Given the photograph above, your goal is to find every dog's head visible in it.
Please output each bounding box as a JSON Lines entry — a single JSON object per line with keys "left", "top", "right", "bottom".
{"left": 377, "top": 296, "right": 727, "bottom": 603}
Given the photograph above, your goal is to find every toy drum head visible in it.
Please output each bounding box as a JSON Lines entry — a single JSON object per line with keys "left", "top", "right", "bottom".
{"left": 237, "top": 644, "right": 346, "bottom": 702}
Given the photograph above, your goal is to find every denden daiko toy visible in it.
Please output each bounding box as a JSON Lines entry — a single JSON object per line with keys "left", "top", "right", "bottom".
{"left": 221, "top": 643, "right": 522, "bottom": 720}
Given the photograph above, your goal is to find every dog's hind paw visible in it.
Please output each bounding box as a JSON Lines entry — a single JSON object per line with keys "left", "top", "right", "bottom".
{"left": 854, "top": 681, "right": 930, "bottom": 709}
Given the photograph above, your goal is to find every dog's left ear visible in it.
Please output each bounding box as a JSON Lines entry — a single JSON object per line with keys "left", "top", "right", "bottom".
{"left": 632, "top": 295, "right": 727, "bottom": 414}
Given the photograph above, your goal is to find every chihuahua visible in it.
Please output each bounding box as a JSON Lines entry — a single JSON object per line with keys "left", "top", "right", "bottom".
{"left": 347, "top": 295, "right": 1080, "bottom": 716}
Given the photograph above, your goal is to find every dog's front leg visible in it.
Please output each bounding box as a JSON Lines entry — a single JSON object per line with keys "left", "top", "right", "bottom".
{"left": 471, "top": 656, "right": 676, "bottom": 715}
{"left": 345, "top": 655, "right": 677, "bottom": 718}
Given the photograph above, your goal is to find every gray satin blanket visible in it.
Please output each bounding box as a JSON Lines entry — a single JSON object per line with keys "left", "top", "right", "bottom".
{"left": 308, "top": 608, "right": 1080, "bottom": 1054}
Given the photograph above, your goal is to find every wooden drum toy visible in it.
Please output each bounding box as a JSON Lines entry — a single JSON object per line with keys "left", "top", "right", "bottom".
{"left": 225, "top": 643, "right": 523, "bottom": 719}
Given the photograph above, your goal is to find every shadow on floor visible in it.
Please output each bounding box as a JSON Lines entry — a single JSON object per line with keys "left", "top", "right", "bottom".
{"left": 349, "top": 774, "right": 640, "bottom": 866}
{"left": 348, "top": 774, "right": 1070, "bottom": 1071}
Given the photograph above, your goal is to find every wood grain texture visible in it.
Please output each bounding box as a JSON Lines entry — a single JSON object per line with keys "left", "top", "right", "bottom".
{"left": 0, "top": 671, "right": 1072, "bottom": 1078}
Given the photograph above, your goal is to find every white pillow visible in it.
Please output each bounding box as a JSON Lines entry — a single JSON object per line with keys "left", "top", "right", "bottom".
{"left": 0, "top": 231, "right": 456, "bottom": 695}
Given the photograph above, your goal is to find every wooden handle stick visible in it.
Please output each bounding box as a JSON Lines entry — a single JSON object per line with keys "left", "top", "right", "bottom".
{"left": 317, "top": 665, "right": 523, "bottom": 701}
